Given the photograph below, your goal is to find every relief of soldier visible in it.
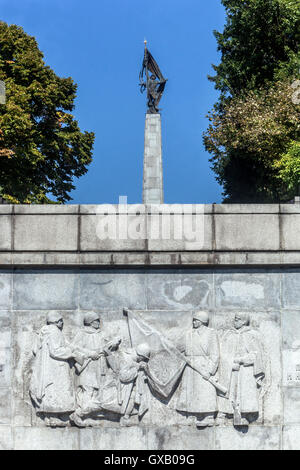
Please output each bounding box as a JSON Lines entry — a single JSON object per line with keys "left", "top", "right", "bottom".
{"left": 216, "top": 312, "right": 266, "bottom": 426}
{"left": 69, "top": 312, "right": 121, "bottom": 427}
{"left": 29, "top": 309, "right": 268, "bottom": 428}
{"left": 29, "top": 312, "right": 83, "bottom": 427}
{"left": 176, "top": 311, "right": 220, "bottom": 428}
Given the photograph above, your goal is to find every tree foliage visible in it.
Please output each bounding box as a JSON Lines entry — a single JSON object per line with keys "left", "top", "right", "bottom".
{"left": 204, "top": 0, "right": 300, "bottom": 202}
{"left": 0, "top": 22, "right": 94, "bottom": 203}
{"left": 205, "top": 80, "right": 300, "bottom": 202}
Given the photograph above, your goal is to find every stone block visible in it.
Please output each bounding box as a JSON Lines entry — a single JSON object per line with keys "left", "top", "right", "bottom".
{"left": 282, "top": 310, "right": 300, "bottom": 350}
{"left": 281, "top": 215, "right": 300, "bottom": 250}
{"left": 80, "top": 204, "right": 120, "bottom": 214}
{"left": 14, "top": 427, "right": 79, "bottom": 450}
{"left": 0, "top": 215, "right": 11, "bottom": 250}
{"left": 144, "top": 188, "right": 161, "bottom": 203}
{"left": 214, "top": 214, "right": 280, "bottom": 251}
{"left": 79, "top": 269, "right": 147, "bottom": 310}
{"left": 214, "top": 204, "right": 280, "bottom": 214}
{"left": 283, "top": 425, "right": 300, "bottom": 449}
{"left": 283, "top": 387, "right": 300, "bottom": 424}
{"left": 79, "top": 426, "right": 148, "bottom": 450}
{"left": 80, "top": 214, "right": 147, "bottom": 251}
{"left": 14, "top": 205, "right": 79, "bottom": 214}
{"left": 215, "top": 269, "right": 281, "bottom": 310}
{"left": 215, "top": 426, "right": 280, "bottom": 450}
{"left": 14, "top": 215, "right": 78, "bottom": 251}
{"left": 146, "top": 269, "right": 213, "bottom": 311}
{"left": 281, "top": 252, "right": 300, "bottom": 265}
{"left": 147, "top": 213, "right": 212, "bottom": 251}
{"left": 0, "top": 426, "right": 13, "bottom": 450}
{"left": 13, "top": 269, "right": 79, "bottom": 310}
{"left": 282, "top": 349, "right": 300, "bottom": 387}
{"left": 0, "top": 388, "right": 11, "bottom": 425}
{"left": 0, "top": 253, "right": 11, "bottom": 265}
{"left": 0, "top": 348, "right": 11, "bottom": 389}
{"left": 0, "top": 271, "right": 12, "bottom": 310}
{"left": 280, "top": 204, "right": 300, "bottom": 214}
{"left": 0, "top": 205, "right": 12, "bottom": 215}
{"left": 282, "top": 269, "right": 300, "bottom": 309}
{"left": 12, "top": 252, "right": 80, "bottom": 266}
{"left": 148, "top": 426, "right": 215, "bottom": 450}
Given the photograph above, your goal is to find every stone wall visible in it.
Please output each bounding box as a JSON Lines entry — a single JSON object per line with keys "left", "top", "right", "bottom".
{"left": 1, "top": 204, "right": 300, "bottom": 449}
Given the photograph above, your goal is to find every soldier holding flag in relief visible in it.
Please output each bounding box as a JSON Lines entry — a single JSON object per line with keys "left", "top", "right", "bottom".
{"left": 122, "top": 308, "right": 226, "bottom": 427}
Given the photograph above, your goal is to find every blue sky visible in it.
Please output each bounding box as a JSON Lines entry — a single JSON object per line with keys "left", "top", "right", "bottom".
{"left": 1, "top": 0, "right": 226, "bottom": 204}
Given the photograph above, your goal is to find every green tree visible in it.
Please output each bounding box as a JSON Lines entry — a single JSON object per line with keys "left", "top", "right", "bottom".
{"left": 204, "top": 0, "right": 300, "bottom": 202}
{"left": 0, "top": 22, "right": 94, "bottom": 203}
{"left": 204, "top": 79, "right": 300, "bottom": 202}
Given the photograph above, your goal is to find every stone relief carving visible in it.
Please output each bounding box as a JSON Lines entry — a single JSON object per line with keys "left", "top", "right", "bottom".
{"left": 29, "top": 312, "right": 79, "bottom": 427}
{"left": 69, "top": 312, "right": 121, "bottom": 427}
{"left": 29, "top": 309, "right": 269, "bottom": 428}
{"left": 176, "top": 311, "right": 220, "bottom": 428}
{"left": 216, "top": 313, "right": 267, "bottom": 426}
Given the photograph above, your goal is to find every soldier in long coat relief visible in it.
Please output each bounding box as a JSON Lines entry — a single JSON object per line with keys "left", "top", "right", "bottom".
{"left": 217, "top": 313, "right": 266, "bottom": 426}
{"left": 176, "top": 311, "right": 220, "bottom": 427}
{"left": 29, "top": 312, "right": 83, "bottom": 427}
{"left": 70, "top": 312, "right": 121, "bottom": 426}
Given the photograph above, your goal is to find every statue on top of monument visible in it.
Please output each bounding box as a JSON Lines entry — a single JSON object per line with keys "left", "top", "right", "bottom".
{"left": 139, "top": 40, "right": 167, "bottom": 114}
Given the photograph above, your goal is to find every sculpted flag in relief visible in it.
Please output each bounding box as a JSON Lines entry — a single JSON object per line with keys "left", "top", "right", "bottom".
{"left": 125, "top": 309, "right": 186, "bottom": 399}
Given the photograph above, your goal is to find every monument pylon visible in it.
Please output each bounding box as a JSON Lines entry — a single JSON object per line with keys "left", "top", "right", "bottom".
{"left": 139, "top": 41, "right": 167, "bottom": 204}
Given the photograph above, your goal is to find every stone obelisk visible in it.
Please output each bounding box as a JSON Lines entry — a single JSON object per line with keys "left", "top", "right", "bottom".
{"left": 139, "top": 41, "right": 167, "bottom": 204}
{"left": 143, "top": 113, "right": 164, "bottom": 204}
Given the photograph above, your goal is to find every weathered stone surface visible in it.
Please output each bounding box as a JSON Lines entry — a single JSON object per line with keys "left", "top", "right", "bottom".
{"left": 14, "top": 215, "right": 78, "bottom": 251}
{"left": 146, "top": 269, "right": 213, "bottom": 310}
{"left": 215, "top": 269, "right": 281, "bottom": 310}
{"left": 282, "top": 349, "right": 300, "bottom": 387}
{"left": 282, "top": 310, "right": 300, "bottom": 350}
{"left": 283, "top": 425, "right": 300, "bottom": 450}
{"left": 281, "top": 215, "right": 300, "bottom": 250}
{"left": 0, "top": 271, "right": 12, "bottom": 310}
{"left": 283, "top": 387, "right": 300, "bottom": 424}
{"left": 0, "top": 426, "right": 12, "bottom": 450}
{"left": 14, "top": 427, "right": 79, "bottom": 450}
{"left": 282, "top": 269, "right": 300, "bottom": 309}
{"left": 13, "top": 252, "right": 80, "bottom": 266}
{"left": 143, "top": 114, "right": 163, "bottom": 204}
{"left": 13, "top": 269, "right": 79, "bottom": 310}
{"left": 148, "top": 426, "right": 214, "bottom": 450}
{"left": 214, "top": 214, "right": 280, "bottom": 251}
{"left": 0, "top": 215, "right": 11, "bottom": 250}
{"left": 79, "top": 427, "right": 148, "bottom": 450}
{"left": 147, "top": 213, "right": 212, "bottom": 251}
{"left": 14, "top": 205, "right": 79, "bottom": 214}
{"left": 2, "top": 204, "right": 300, "bottom": 267}
{"left": 79, "top": 269, "right": 147, "bottom": 310}
{"left": 80, "top": 214, "right": 147, "bottom": 251}
{"left": 214, "top": 204, "right": 280, "bottom": 214}
{"left": 215, "top": 426, "right": 281, "bottom": 450}
{"left": 2, "top": 201, "right": 300, "bottom": 449}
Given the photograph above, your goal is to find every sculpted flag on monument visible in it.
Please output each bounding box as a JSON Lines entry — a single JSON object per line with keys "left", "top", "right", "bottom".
{"left": 125, "top": 309, "right": 186, "bottom": 399}
{"left": 139, "top": 44, "right": 167, "bottom": 110}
